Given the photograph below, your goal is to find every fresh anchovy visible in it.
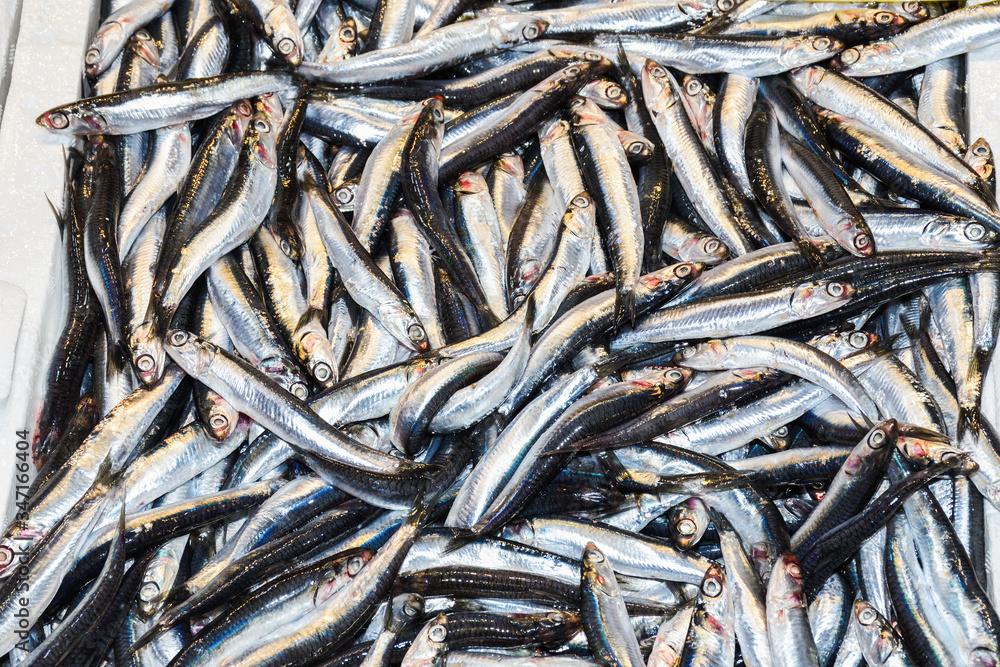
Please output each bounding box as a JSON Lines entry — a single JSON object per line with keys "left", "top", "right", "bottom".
{"left": 602, "top": 33, "right": 843, "bottom": 76}
{"left": 612, "top": 279, "right": 853, "bottom": 349}
{"left": 676, "top": 335, "right": 879, "bottom": 419}
{"left": 85, "top": 0, "right": 173, "bottom": 76}
{"left": 298, "top": 14, "right": 548, "bottom": 84}
{"left": 580, "top": 543, "right": 645, "bottom": 667}
{"left": 832, "top": 2, "right": 1000, "bottom": 75}
{"left": 37, "top": 72, "right": 297, "bottom": 135}
{"left": 570, "top": 96, "right": 643, "bottom": 327}
{"left": 645, "top": 62, "right": 757, "bottom": 258}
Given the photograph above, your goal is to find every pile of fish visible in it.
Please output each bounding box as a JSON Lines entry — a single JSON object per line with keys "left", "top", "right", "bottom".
{"left": 6, "top": 0, "right": 1000, "bottom": 663}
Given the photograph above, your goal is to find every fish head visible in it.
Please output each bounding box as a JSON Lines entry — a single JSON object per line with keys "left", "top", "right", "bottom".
{"left": 260, "top": 357, "right": 310, "bottom": 399}
{"left": 638, "top": 262, "right": 701, "bottom": 297}
{"left": 969, "top": 649, "right": 1000, "bottom": 667}
{"left": 581, "top": 543, "right": 619, "bottom": 596}
{"left": 245, "top": 115, "right": 278, "bottom": 170}
{"left": 454, "top": 171, "right": 489, "bottom": 195}
{"left": 640, "top": 59, "right": 679, "bottom": 113}
{"left": 164, "top": 329, "right": 217, "bottom": 375}
{"left": 831, "top": 41, "right": 901, "bottom": 74}
{"left": 860, "top": 9, "right": 909, "bottom": 36}
{"left": 898, "top": 1, "right": 927, "bottom": 20}
{"left": 644, "top": 367, "right": 692, "bottom": 396}
{"left": 379, "top": 304, "right": 429, "bottom": 352}
{"left": 495, "top": 152, "right": 524, "bottom": 179}
{"left": 684, "top": 235, "right": 729, "bottom": 265}
{"left": 131, "top": 29, "right": 161, "bottom": 68}
{"left": 762, "top": 424, "right": 793, "bottom": 451}
{"left": 769, "top": 552, "right": 806, "bottom": 609}
{"left": 618, "top": 130, "right": 654, "bottom": 160}
{"left": 295, "top": 330, "right": 337, "bottom": 386}
{"left": 203, "top": 399, "right": 238, "bottom": 440}
{"left": 389, "top": 593, "right": 425, "bottom": 630}
{"left": 266, "top": 7, "right": 304, "bottom": 66}
{"left": 789, "top": 280, "right": 854, "bottom": 318}
{"left": 539, "top": 116, "right": 571, "bottom": 145}
{"left": 405, "top": 615, "right": 450, "bottom": 667}
{"left": 336, "top": 19, "right": 359, "bottom": 54}
{"left": 37, "top": 105, "right": 108, "bottom": 134}
{"left": 786, "top": 65, "right": 825, "bottom": 98}
{"left": 499, "top": 518, "right": 536, "bottom": 545}
{"left": 315, "top": 548, "right": 376, "bottom": 605}
{"left": 131, "top": 322, "right": 167, "bottom": 385}
{"left": 851, "top": 599, "right": 899, "bottom": 664}
{"left": 582, "top": 78, "right": 627, "bottom": 109}
{"left": 782, "top": 35, "right": 843, "bottom": 69}
{"left": 85, "top": 21, "right": 124, "bottom": 76}
{"left": 675, "top": 339, "right": 729, "bottom": 370}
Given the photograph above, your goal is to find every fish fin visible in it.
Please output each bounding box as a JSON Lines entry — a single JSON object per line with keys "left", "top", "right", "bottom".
{"left": 45, "top": 193, "right": 66, "bottom": 234}
{"left": 592, "top": 352, "right": 629, "bottom": 380}
{"left": 441, "top": 528, "right": 480, "bottom": 555}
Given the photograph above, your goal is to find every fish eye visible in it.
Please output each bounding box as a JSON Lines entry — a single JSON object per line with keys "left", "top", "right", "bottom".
{"left": 702, "top": 577, "right": 722, "bottom": 597}
{"left": 667, "top": 369, "right": 683, "bottom": 382}
{"left": 704, "top": 239, "right": 720, "bottom": 253}
{"left": 902, "top": 1, "right": 921, "bottom": 14}
{"left": 404, "top": 601, "right": 421, "bottom": 616}
{"left": 291, "top": 382, "right": 309, "bottom": 399}
{"left": 813, "top": 36, "right": 832, "bottom": 51}
{"left": 313, "top": 363, "right": 333, "bottom": 382}
{"left": 681, "top": 346, "right": 696, "bottom": 358}
{"left": 522, "top": 24, "right": 540, "bottom": 39}
{"left": 136, "top": 29, "right": 151, "bottom": 39}
{"left": 675, "top": 264, "right": 692, "bottom": 278}
{"left": 685, "top": 79, "right": 702, "bottom": 95}
{"left": 0, "top": 545, "right": 12, "bottom": 566}
{"left": 571, "top": 194, "right": 590, "bottom": 208}
{"left": 975, "top": 143, "right": 991, "bottom": 156}
{"left": 238, "top": 100, "right": 253, "bottom": 116}
{"left": 606, "top": 84, "right": 623, "bottom": 99}
{"left": 253, "top": 118, "right": 270, "bottom": 133}
{"left": 586, "top": 549, "right": 605, "bottom": 563}
{"left": 348, "top": 556, "right": 365, "bottom": 575}
{"left": 210, "top": 414, "right": 230, "bottom": 431}
{"left": 651, "top": 65, "right": 667, "bottom": 78}
{"left": 967, "top": 224, "right": 987, "bottom": 241}
{"left": 717, "top": 0, "right": 734, "bottom": 10}
{"left": 280, "top": 239, "right": 292, "bottom": 254}
{"left": 136, "top": 354, "right": 155, "bottom": 372}
{"left": 627, "top": 141, "right": 645, "bottom": 155}
{"left": 340, "top": 25, "right": 356, "bottom": 40}
{"left": 774, "top": 426, "right": 789, "bottom": 437}
{"left": 858, "top": 607, "right": 878, "bottom": 625}
{"left": 870, "top": 430, "right": 887, "bottom": 447}
{"left": 547, "top": 612, "right": 564, "bottom": 624}
{"left": 854, "top": 233, "right": 871, "bottom": 250}
{"left": 839, "top": 48, "right": 860, "bottom": 65}
{"left": 849, "top": 331, "right": 869, "bottom": 348}
{"left": 139, "top": 582, "right": 160, "bottom": 602}
{"left": 786, "top": 561, "right": 802, "bottom": 577}
{"left": 875, "top": 11, "right": 894, "bottom": 23}
{"left": 826, "top": 282, "right": 846, "bottom": 297}
{"left": 431, "top": 107, "right": 444, "bottom": 122}
{"left": 566, "top": 66, "right": 581, "bottom": 77}
{"left": 409, "top": 324, "right": 426, "bottom": 342}
{"left": 47, "top": 111, "right": 70, "bottom": 129}
{"left": 169, "top": 331, "right": 190, "bottom": 346}
{"left": 676, "top": 518, "right": 696, "bottom": 536}
{"left": 277, "top": 37, "right": 297, "bottom": 55}
{"left": 335, "top": 186, "right": 355, "bottom": 204}
{"left": 429, "top": 623, "right": 448, "bottom": 642}
{"left": 85, "top": 48, "right": 101, "bottom": 65}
